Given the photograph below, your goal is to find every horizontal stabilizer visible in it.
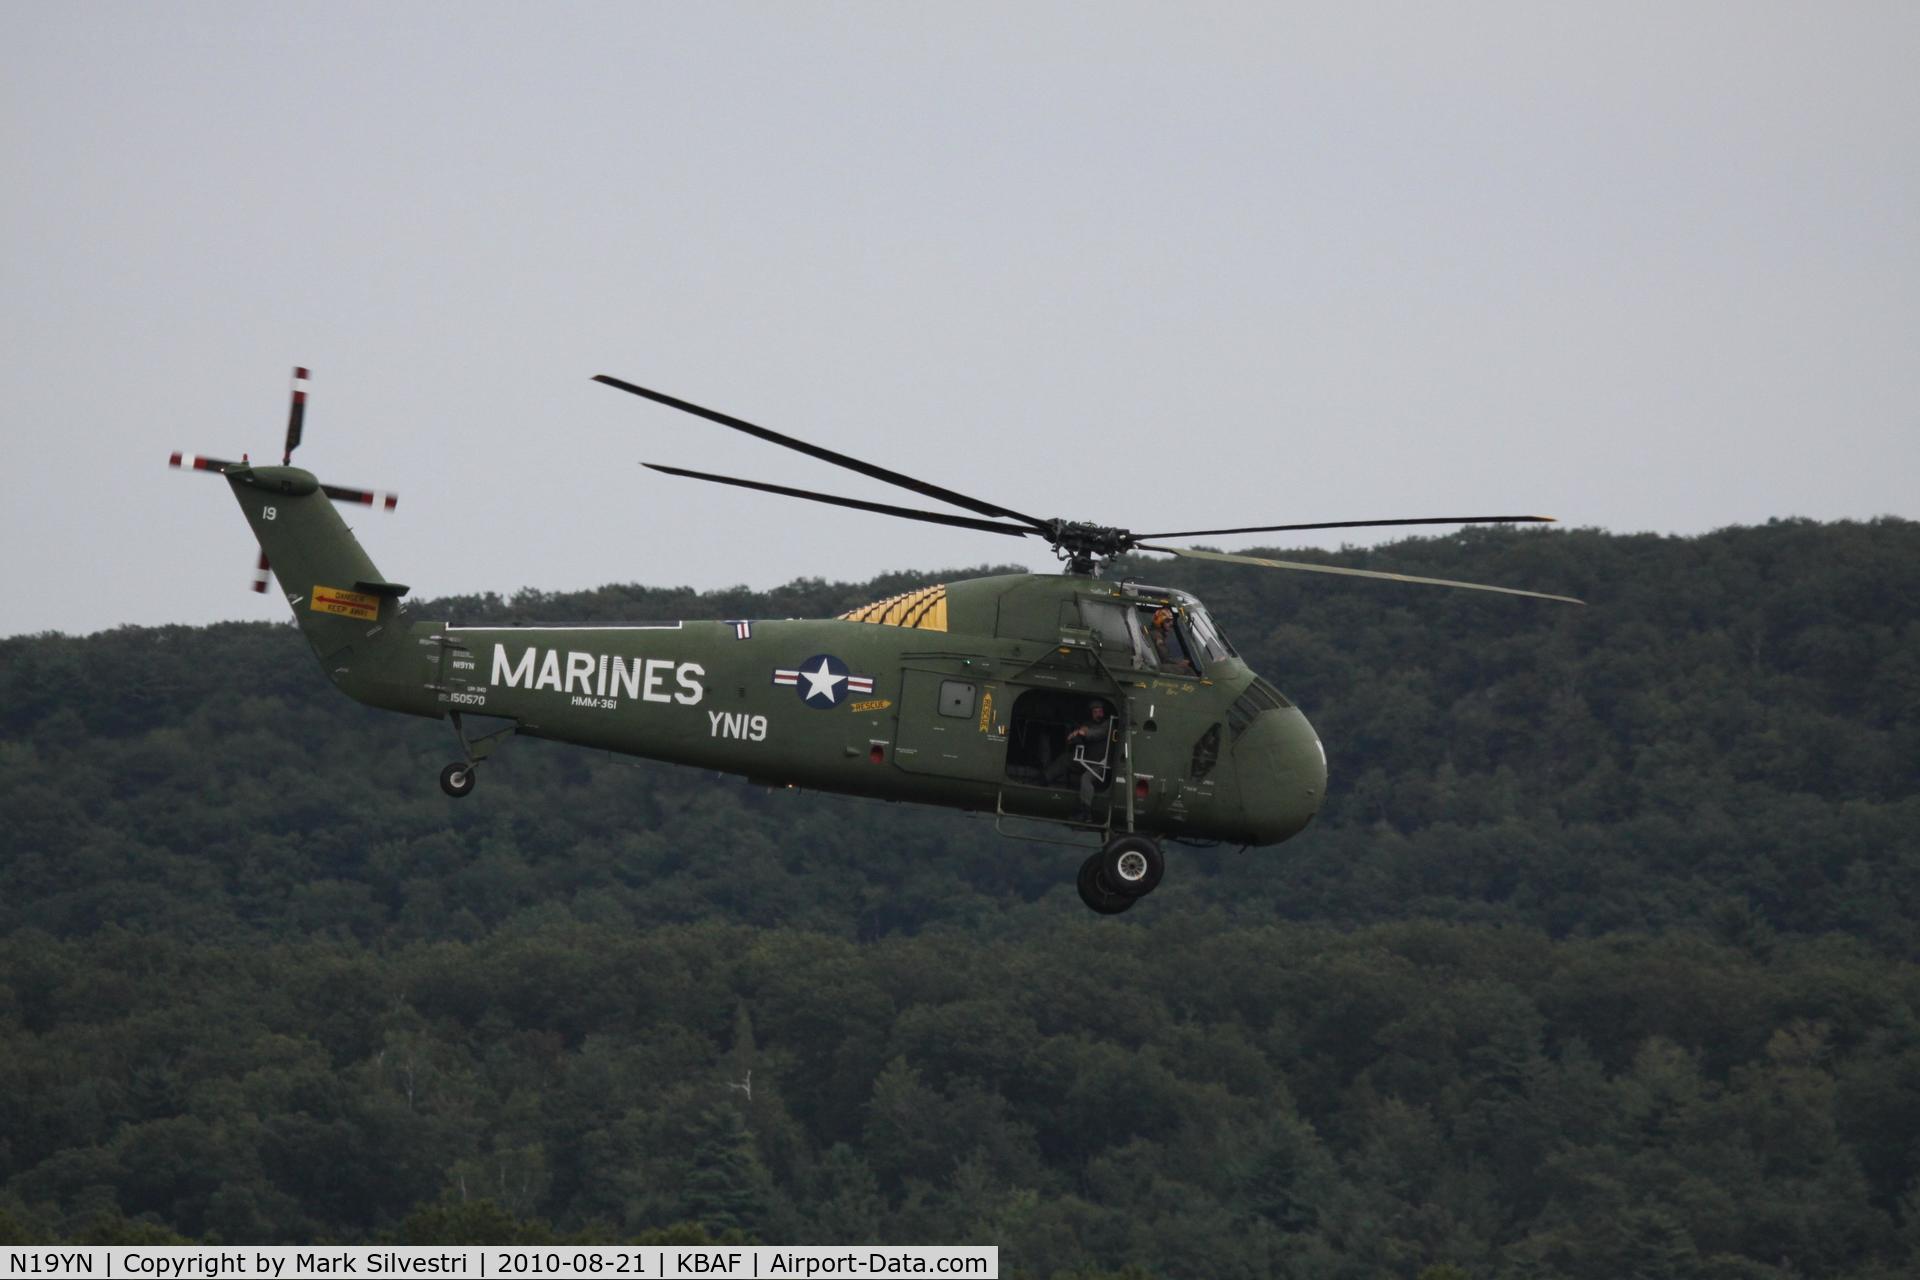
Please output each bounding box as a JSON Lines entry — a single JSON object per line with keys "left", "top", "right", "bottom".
{"left": 354, "top": 579, "right": 410, "bottom": 598}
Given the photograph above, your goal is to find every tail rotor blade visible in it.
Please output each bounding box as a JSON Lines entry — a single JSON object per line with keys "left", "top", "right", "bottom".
{"left": 320, "top": 483, "right": 399, "bottom": 511}
{"left": 283, "top": 366, "right": 308, "bottom": 465}
{"left": 251, "top": 549, "right": 272, "bottom": 594}
{"left": 170, "top": 451, "right": 243, "bottom": 474}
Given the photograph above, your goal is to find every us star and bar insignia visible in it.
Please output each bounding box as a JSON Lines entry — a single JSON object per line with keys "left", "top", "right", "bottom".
{"left": 773, "top": 654, "right": 875, "bottom": 708}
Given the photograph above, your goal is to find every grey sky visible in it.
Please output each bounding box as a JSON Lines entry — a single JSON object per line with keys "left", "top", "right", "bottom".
{"left": 4, "top": 2, "right": 1915, "bottom": 636}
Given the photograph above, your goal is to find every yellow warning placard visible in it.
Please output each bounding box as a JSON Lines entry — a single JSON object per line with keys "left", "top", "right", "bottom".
{"left": 311, "top": 585, "right": 380, "bottom": 621}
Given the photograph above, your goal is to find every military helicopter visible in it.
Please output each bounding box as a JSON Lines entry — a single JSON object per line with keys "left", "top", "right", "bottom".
{"left": 173, "top": 369, "right": 1580, "bottom": 914}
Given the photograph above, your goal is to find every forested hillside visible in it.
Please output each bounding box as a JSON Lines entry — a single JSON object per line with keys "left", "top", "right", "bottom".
{"left": 3, "top": 519, "right": 1918, "bottom": 1277}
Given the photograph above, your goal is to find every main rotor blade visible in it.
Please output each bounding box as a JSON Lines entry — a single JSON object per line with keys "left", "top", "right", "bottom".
{"left": 1133, "top": 515, "right": 1557, "bottom": 539}
{"left": 1138, "top": 543, "right": 1585, "bottom": 604}
{"left": 643, "top": 463, "right": 1038, "bottom": 538}
{"left": 595, "top": 375, "right": 1051, "bottom": 531}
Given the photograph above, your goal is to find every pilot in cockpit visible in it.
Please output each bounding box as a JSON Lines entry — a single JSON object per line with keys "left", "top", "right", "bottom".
{"left": 1149, "top": 607, "right": 1196, "bottom": 674}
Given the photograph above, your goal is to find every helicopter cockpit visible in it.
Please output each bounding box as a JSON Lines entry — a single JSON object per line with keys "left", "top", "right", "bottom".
{"left": 1080, "top": 585, "right": 1236, "bottom": 677}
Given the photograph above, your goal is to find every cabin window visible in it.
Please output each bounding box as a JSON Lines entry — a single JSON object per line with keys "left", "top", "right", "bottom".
{"left": 1078, "top": 600, "right": 1148, "bottom": 666}
{"left": 938, "top": 680, "right": 976, "bottom": 718}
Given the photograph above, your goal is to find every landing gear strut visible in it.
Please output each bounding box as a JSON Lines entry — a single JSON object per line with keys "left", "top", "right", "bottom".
{"left": 439, "top": 710, "right": 515, "bottom": 800}
{"left": 1076, "top": 834, "right": 1166, "bottom": 914}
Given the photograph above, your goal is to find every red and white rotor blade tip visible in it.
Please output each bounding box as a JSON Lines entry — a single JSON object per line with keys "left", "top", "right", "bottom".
{"left": 321, "top": 482, "right": 400, "bottom": 511}
{"left": 169, "top": 451, "right": 243, "bottom": 473}
{"left": 283, "top": 367, "right": 308, "bottom": 464}
{"left": 251, "top": 549, "right": 272, "bottom": 594}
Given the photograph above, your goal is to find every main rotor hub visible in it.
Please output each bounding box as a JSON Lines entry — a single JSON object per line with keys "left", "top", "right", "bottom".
{"left": 1046, "top": 520, "right": 1136, "bottom": 575}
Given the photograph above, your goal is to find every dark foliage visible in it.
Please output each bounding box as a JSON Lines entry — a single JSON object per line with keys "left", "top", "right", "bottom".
{"left": 2, "top": 520, "right": 1917, "bottom": 1277}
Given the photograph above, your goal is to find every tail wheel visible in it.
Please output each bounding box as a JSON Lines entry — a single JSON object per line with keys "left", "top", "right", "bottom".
{"left": 439, "top": 762, "right": 477, "bottom": 798}
{"left": 1077, "top": 854, "right": 1135, "bottom": 914}
{"left": 1100, "top": 834, "right": 1165, "bottom": 897}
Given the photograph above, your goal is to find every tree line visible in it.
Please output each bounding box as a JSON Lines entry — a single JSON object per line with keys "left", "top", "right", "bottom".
{"left": 2, "top": 517, "right": 1917, "bottom": 1277}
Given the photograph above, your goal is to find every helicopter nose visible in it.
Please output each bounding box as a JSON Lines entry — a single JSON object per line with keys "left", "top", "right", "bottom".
{"left": 1232, "top": 706, "right": 1326, "bottom": 845}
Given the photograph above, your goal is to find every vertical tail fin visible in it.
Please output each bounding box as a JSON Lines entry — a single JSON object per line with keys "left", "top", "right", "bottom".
{"left": 224, "top": 463, "right": 407, "bottom": 659}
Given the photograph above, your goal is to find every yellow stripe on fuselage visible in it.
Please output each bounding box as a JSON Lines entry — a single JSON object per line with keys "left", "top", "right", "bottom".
{"left": 840, "top": 584, "right": 948, "bottom": 631}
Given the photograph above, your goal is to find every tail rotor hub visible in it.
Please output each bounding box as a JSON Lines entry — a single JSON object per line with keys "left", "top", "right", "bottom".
{"left": 168, "top": 367, "right": 400, "bottom": 592}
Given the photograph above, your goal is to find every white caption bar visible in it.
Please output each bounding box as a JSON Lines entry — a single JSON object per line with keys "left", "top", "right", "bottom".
{"left": 5, "top": 1246, "right": 999, "bottom": 1279}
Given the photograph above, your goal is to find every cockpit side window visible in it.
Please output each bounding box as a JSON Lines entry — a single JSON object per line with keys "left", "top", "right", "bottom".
{"left": 1183, "top": 603, "right": 1235, "bottom": 662}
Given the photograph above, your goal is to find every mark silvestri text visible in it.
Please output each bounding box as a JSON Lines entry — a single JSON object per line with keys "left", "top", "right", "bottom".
{"left": 5, "top": 1246, "right": 996, "bottom": 1279}
{"left": 3, "top": 1254, "right": 471, "bottom": 1277}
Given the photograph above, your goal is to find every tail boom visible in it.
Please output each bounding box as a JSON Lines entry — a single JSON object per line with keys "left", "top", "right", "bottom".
{"left": 224, "top": 463, "right": 439, "bottom": 717}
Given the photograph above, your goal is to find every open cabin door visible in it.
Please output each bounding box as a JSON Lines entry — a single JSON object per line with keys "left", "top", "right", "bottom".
{"left": 1000, "top": 685, "right": 1126, "bottom": 819}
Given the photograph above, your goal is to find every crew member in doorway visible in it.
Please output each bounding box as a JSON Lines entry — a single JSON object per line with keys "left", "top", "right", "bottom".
{"left": 1046, "top": 699, "right": 1114, "bottom": 821}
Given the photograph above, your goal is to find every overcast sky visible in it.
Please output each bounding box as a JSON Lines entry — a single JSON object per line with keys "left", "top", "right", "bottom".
{"left": 4, "top": 2, "right": 1915, "bottom": 636}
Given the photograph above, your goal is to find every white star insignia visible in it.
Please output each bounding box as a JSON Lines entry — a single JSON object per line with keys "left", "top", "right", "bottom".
{"left": 800, "top": 656, "right": 846, "bottom": 703}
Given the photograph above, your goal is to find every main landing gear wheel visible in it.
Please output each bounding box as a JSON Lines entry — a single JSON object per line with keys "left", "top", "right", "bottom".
{"left": 439, "top": 762, "right": 477, "bottom": 798}
{"left": 1077, "top": 854, "right": 1135, "bottom": 914}
{"left": 1100, "top": 834, "right": 1165, "bottom": 897}
{"left": 1076, "top": 835, "right": 1167, "bottom": 914}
